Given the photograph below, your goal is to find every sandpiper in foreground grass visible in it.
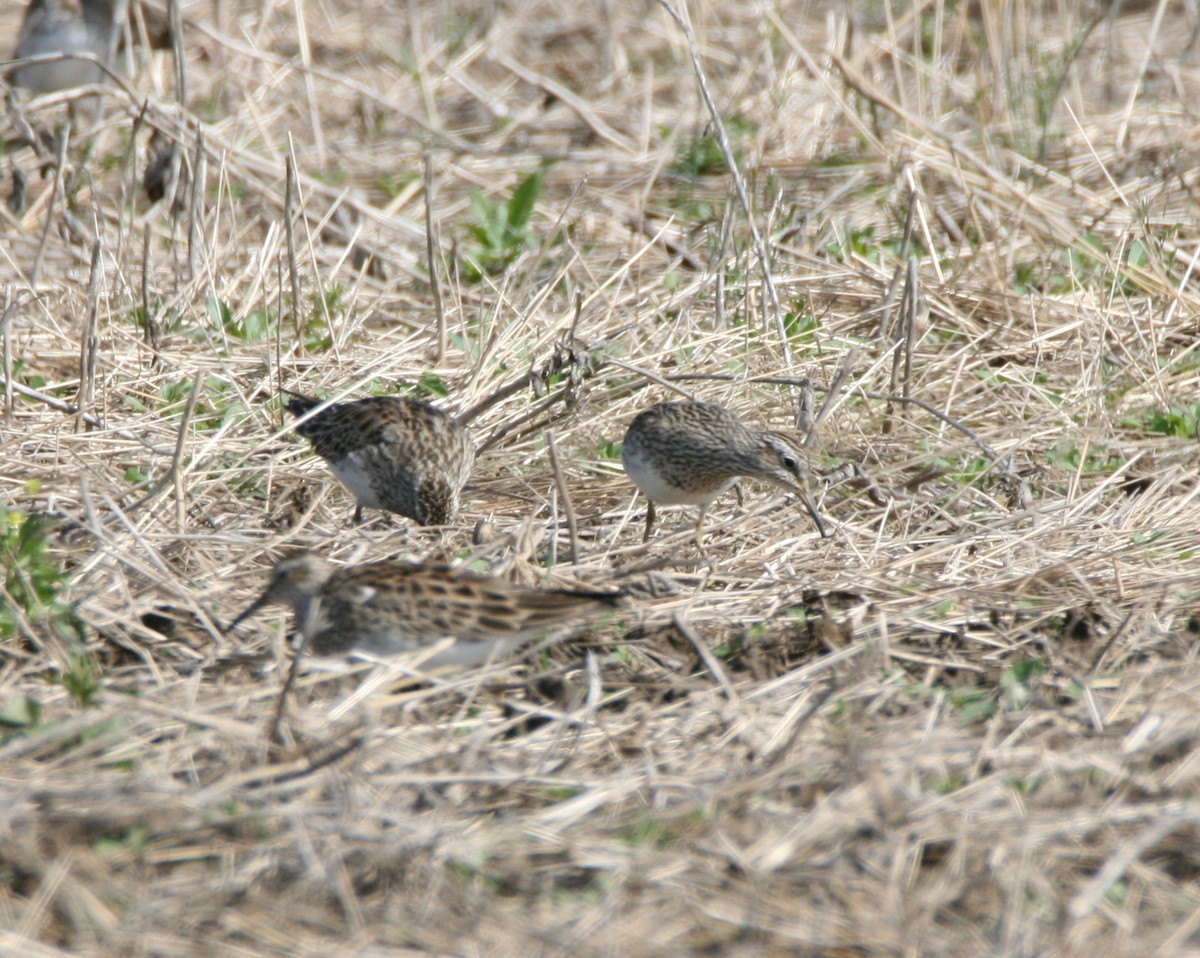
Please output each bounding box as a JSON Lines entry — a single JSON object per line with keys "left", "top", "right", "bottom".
{"left": 228, "top": 551, "right": 624, "bottom": 669}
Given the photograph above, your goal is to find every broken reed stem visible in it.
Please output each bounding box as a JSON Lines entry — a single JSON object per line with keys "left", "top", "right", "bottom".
{"left": 547, "top": 488, "right": 559, "bottom": 567}
{"left": 758, "top": 681, "right": 838, "bottom": 768}
{"left": 545, "top": 430, "right": 579, "bottom": 565}
{"left": 882, "top": 196, "right": 921, "bottom": 434}
{"left": 1, "top": 379, "right": 114, "bottom": 434}
{"left": 807, "top": 350, "right": 857, "bottom": 448}
{"left": 458, "top": 374, "right": 535, "bottom": 429}
{"left": 477, "top": 386, "right": 576, "bottom": 455}
{"left": 186, "top": 126, "right": 205, "bottom": 281}
{"left": 172, "top": 369, "right": 205, "bottom": 533}
{"left": 878, "top": 196, "right": 914, "bottom": 437}
{"left": 902, "top": 257, "right": 921, "bottom": 400}
{"left": 75, "top": 240, "right": 102, "bottom": 434}
{"left": 884, "top": 258, "right": 923, "bottom": 435}
{"left": 424, "top": 151, "right": 447, "bottom": 364}
{"left": 466, "top": 321, "right": 611, "bottom": 448}
{"left": 121, "top": 369, "right": 205, "bottom": 515}
{"left": 141, "top": 226, "right": 159, "bottom": 365}
{"left": 169, "top": 0, "right": 187, "bottom": 104}
{"left": 876, "top": 192, "right": 918, "bottom": 342}
{"left": 275, "top": 254, "right": 285, "bottom": 419}
{"left": 603, "top": 357, "right": 696, "bottom": 400}
{"left": 30, "top": 122, "right": 71, "bottom": 291}
{"left": 285, "top": 146, "right": 301, "bottom": 340}
{"left": 1, "top": 287, "right": 13, "bottom": 424}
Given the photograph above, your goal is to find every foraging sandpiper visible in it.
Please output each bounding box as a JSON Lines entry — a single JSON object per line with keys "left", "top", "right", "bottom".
{"left": 284, "top": 391, "right": 475, "bottom": 526}
{"left": 621, "top": 400, "right": 827, "bottom": 544}
{"left": 229, "top": 551, "right": 623, "bottom": 668}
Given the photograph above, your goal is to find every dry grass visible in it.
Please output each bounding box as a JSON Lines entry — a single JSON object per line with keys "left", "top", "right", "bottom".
{"left": 5, "top": 0, "right": 1200, "bottom": 954}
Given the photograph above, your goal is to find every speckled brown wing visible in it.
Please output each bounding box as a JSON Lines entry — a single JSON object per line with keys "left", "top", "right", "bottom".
{"left": 622, "top": 401, "right": 758, "bottom": 504}
{"left": 308, "top": 562, "right": 621, "bottom": 665}
{"left": 622, "top": 401, "right": 826, "bottom": 540}
{"left": 285, "top": 395, "right": 447, "bottom": 458}
{"left": 368, "top": 401, "right": 475, "bottom": 524}
{"left": 284, "top": 393, "right": 475, "bottom": 525}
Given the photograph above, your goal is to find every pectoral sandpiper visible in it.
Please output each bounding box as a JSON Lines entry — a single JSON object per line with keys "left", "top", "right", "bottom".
{"left": 621, "top": 400, "right": 827, "bottom": 545}
{"left": 284, "top": 391, "right": 475, "bottom": 526}
{"left": 228, "top": 551, "right": 623, "bottom": 669}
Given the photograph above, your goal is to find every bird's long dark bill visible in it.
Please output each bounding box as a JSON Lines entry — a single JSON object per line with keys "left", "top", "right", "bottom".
{"left": 798, "top": 491, "right": 828, "bottom": 539}
{"left": 226, "top": 590, "right": 272, "bottom": 632}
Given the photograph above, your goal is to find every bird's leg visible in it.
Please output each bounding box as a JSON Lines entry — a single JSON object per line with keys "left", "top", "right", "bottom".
{"left": 693, "top": 508, "right": 716, "bottom": 567}
{"left": 353, "top": 503, "right": 364, "bottom": 524}
{"left": 641, "top": 501, "right": 657, "bottom": 542}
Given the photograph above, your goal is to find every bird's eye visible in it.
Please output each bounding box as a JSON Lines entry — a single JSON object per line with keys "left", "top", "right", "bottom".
{"left": 781, "top": 454, "right": 798, "bottom": 471}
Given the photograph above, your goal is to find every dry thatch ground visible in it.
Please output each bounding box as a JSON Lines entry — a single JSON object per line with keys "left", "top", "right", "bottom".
{"left": 4, "top": 0, "right": 1200, "bottom": 954}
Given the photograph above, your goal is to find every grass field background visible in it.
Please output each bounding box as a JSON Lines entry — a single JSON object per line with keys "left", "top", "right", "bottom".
{"left": 4, "top": 1, "right": 1200, "bottom": 954}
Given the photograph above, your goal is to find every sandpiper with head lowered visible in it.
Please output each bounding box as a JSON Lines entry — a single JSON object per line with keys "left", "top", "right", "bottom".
{"left": 621, "top": 400, "right": 827, "bottom": 545}
{"left": 228, "top": 552, "right": 624, "bottom": 669}
{"left": 284, "top": 391, "right": 475, "bottom": 526}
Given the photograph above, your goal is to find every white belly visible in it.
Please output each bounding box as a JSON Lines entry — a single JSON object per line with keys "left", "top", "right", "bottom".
{"left": 330, "top": 457, "right": 383, "bottom": 509}
{"left": 622, "top": 446, "right": 734, "bottom": 506}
